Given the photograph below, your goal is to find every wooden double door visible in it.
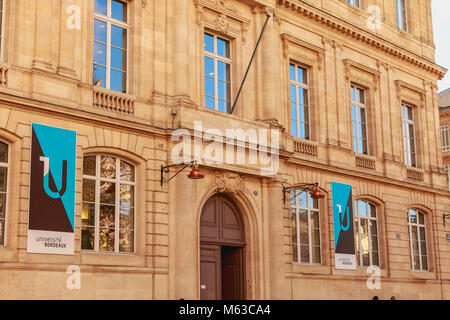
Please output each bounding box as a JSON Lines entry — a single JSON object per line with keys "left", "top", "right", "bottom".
{"left": 200, "top": 194, "right": 245, "bottom": 300}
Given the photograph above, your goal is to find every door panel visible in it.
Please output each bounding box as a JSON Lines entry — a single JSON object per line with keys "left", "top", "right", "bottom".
{"left": 200, "top": 244, "right": 221, "bottom": 300}
{"left": 221, "top": 246, "right": 244, "bottom": 300}
{"left": 200, "top": 194, "right": 246, "bottom": 300}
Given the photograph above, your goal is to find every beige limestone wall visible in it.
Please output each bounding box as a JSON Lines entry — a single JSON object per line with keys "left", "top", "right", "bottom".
{"left": 0, "top": 0, "right": 448, "bottom": 300}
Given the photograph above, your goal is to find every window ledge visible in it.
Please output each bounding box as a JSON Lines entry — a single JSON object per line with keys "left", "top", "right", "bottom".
{"left": 80, "top": 251, "right": 145, "bottom": 267}
{"left": 0, "top": 246, "right": 16, "bottom": 262}
{"left": 409, "top": 270, "right": 435, "bottom": 280}
{"left": 288, "top": 263, "right": 330, "bottom": 276}
{"left": 333, "top": 267, "right": 387, "bottom": 278}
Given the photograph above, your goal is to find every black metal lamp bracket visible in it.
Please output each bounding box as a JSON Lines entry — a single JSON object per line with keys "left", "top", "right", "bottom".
{"left": 444, "top": 214, "right": 450, "bottom": 227}
{"left": 283, "top": 182, "right": 319, "bottom": 204}
{"left": 161, "top": 160, "right": 197, "bottom": 186}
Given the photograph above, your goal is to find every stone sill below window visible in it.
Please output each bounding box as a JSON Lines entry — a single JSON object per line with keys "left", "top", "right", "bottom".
{"left": 80, "top": 250, "right": 145, "bottom": 267}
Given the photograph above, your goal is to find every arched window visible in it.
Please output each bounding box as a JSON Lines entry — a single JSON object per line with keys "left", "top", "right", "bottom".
{"left": 82, "top": 155, "right": 135, "bottom": 253}
{"left": 290, "top": 189, "right": 321, "bottom": 264}
{"left": 0, "top": 141, "right": 7, "bottom": 245}
{"left": 354, "top": 199, "right": 379, "bottom": 266}
{"left": 407, "top": 209, "right": 428, "bottom": 271}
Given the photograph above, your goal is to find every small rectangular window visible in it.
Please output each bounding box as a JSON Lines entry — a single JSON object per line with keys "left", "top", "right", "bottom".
{"left": 291, "top": 189, "right": 321, "bottom": 264}
{"left": 290, "top": 63, "right": 310, "bottom": 140}
{"left": 0, "top": 0, "right": 4, "bottom": 59}
{"left": 93, "top": 0, "right": 128, "bottom": 93}
{"left": 354, "top": 200, "right": 379, "bottom": 267}
{"left": 441, "top": 125, "right": 449, "bottom": 152}
{"left": 402, "top": 104, "right": 416, "bottom": 167}
{"left": 347, "top": 0, "right": 360, "bottom": 8}
{"left": 203, "top": 33, "right": 232, "bottom": 113}
{"left": 351, "top": 85, "right": 368, "bottom": 155}
{"left": 396, "top": 0, "right": 407, "bottom": 31}
{"left": 0, "top": 141, "right": 8, "bottom": 246}
{"left": 407, "top": 209, "right": 428, "bottom": 271}
{"left": 82, "top": 155, "right": 135, "bottom": 253}
{"left": 444, "top": 164, "right": 450, "bottom": 190}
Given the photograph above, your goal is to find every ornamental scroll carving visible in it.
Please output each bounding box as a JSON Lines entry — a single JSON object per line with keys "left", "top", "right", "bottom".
{"left": 194, "top": 0, "right": 250, "bottom": 43}
{"left": 215, "top": 14, "right": 230, "bottom": 33}
{"left": 210, "top": 172, "right": 245, "bottom": 195}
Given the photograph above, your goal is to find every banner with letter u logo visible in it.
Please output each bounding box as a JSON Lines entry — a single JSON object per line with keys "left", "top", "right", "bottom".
{"left": 332, "top": 182, "right": 356, "bottom": 270}
{"left": 27, "top": 123, "right": 76, "bottom": 255}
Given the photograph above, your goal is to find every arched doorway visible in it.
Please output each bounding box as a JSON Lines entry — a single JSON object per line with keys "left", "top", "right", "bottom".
{"left": 200, "top": 194, "right": 245, "bottom": 300}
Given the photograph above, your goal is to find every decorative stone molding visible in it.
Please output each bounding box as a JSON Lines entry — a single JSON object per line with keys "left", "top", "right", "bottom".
{"left": 343, "top": 58, "right": 380, "bottom": 90}
{"left": 194, "top": 0, "right": 250, "bottom": 43}
{"left": 0, "top": 63, "right": 8, "bottom": 87}
{"left": 142, "top": 0, "right": 148, "bottom": 8}
{"left": 281, "top": 33, "right": 324, "bottom": 70}
{"left": 355, "top": 154, "right": 376, "bottom": 170}
{"left": 376, "top": 61, "right": 387, "bottom": 70}
{"left": 277, "top": 0, "right": 446, "bottom": 80}
{"left": 395, "top": 80, "right": 426, "bottom": 107}
{"left": 293, "top": 138, "right": 318, "bottom": 157}
{"left": 406, "top": 167, "right": 424, "bottom": 182}
{"left": 281, "top": 33, "right": 324, "bottom": 58}
{"left": 93, "top": 88, "right": 135, "bottom": 115}
{"left": 210, "top": 171, "right": 245, "bottom": 195}
{"left": 215, "top": 13, "right": 230, "bottom": 33}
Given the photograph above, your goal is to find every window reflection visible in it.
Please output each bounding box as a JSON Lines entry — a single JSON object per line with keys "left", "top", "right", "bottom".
{"left": 93, "top": 0, "right": 128, "bottom": 93}
{"left": 354, "top": 200, "right": 379, "bottom": 267}
{"left": 82, "top": 155, "right": 135, "bottom": 253}
{"left": 408, "top": 209, "right": 428, "bottom": 271}
{"left": 291, "top": 189, "right": 321, "bottom": 264}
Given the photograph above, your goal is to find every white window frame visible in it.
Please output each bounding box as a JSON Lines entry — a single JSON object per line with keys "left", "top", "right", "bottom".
{"left": 354, "top": 200, "right": 379, "bottom": 267}
{"left": 396, "top": 0, "right": 407, "bottom": 31}
{"left": 203, "top": 32, "right": 232, "bottom": 113}
{"left": 82, "top": 155, "right": 136, "bottom": 253}
{"left": 0, "top": 140, "right": 8, "bottom": 246}
{"left": 93, "top": 0, "right": 129, "bottom": 92}
{"left": 444, "top": 164, "right": 450, "bottom": 191}
{"left": 347, "top": 0, "right": 360, "bottom": 8}
{"left": 291, "top": 189, "right": 321, "bottom": 264}
{"left": 407, "top": 209, "right": 428, "bottom": 271}
{"left": 351, "top": 85, "right": 369, "bottom": 155}
{"left": 402, "top": 103, "right": 417, "bottom": 167}
{"left": 441, "top": 124, "right": 450, "bottom": 152}
{"left": 289, "top": 63, "right": 311, "bottom": 140}
{"left": 0, "top": 0, "right": 5, "bottom": 61}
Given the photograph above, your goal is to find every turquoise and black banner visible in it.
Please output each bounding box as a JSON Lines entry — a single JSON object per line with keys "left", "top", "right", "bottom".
{"left": 27, "top": 123, "right": 76, "bottom": 255}
{"left": 331, "top": 182, "right": 356, "bottom": 269}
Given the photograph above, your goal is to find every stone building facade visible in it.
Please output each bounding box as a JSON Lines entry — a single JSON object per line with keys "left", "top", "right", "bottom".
{"left": 0, "top": 0, "right": 448, "bottom": 300}
{"left": 439, "top": 88, "right": 450, "bottom": 190}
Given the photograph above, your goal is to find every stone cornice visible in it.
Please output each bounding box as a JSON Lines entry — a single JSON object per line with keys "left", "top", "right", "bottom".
{"left": 276, "top": 0, "right": 447, "bottom": 80}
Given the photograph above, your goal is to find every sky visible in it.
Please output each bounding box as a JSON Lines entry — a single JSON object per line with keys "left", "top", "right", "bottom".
{"left": 432, "top": 0, "right": 450, "bottom": 93}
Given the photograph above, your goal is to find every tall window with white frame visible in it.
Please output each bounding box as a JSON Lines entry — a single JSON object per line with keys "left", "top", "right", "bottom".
{"left": 290, "top": 63, "right": 310, "bottom": 140}
{"left": 204, "top": 33, "right": 232, "bottom": 113}
{"left": 402, "top": 104, "right": 417, "bottom": 167}
{"left": 407, "top": 209, "right": 428, "bottom": 271}
{"left": 347, "top": 0, "right": 360, "bottom": 7}
{"left": 290, "top": 190, "right": 321, "bottom": 264}
{"left": 351, "top": 85, "right": 368, "bottom": 154}
{"left": 354, "top": 200, "right": 379, "bottom": 267}
{"left": 444, "top": 164, "right": 450, "bottom": 191}
{"left": 441, "top": 124, "right": 450, "bottom": 152}
{"left": 396, "top": 0, "right": 407, "bottom": 31}
{"left": 0, "top": 141, "right": 7, "bottom": 245}
{"left": 0, "top": 0, "right": 4, "bottom": 59}
{"left": 82, "top": 155, "right": 135, "bottom": 253}
{"left": 93, "top": 0, "right": 128, "bottom": 93}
